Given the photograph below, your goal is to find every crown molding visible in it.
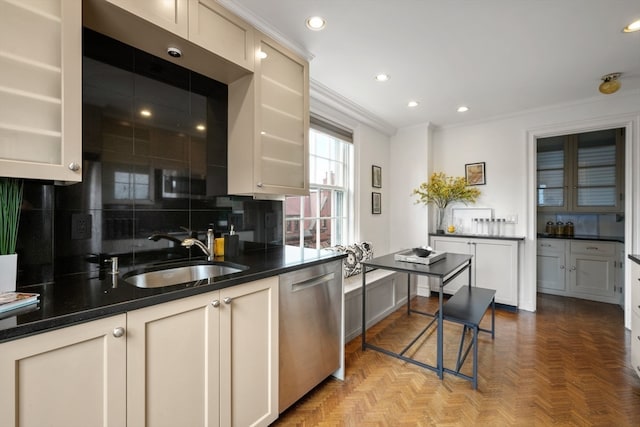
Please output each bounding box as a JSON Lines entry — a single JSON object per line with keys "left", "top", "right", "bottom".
{"left": 310, "top": 79, "right": 397, "bottom": 137}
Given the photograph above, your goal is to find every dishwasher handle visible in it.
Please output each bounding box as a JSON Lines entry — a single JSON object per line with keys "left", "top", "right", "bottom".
{"left": 290, "top": 272, "right": 336, "bottom": 292}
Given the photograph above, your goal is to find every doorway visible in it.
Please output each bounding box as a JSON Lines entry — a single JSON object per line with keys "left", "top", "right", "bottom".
{"left": 535, "top": 128, "right": 625, "bottom": 307}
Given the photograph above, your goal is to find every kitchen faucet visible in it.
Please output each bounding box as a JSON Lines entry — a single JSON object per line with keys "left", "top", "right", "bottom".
{"left": 181, "top": 229, "right": 215, "bottom": 261}
{"left": 148, "top": 229, "right": 215, "bottom": 261}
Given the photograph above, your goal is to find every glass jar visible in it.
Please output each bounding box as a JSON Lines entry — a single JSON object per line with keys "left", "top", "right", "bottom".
{"left": 566, "top": 221, "right": 574, "bottom": 237}
{"left": 545, "top": 221, "right": 555, "bottom": 235}
{"left": 555, "top": 221, "right": 565, "bottom": 236}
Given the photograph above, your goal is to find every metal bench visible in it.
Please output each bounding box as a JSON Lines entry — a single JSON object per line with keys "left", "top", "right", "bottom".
{"left": 441, "top": 286, "right": 496, "bottom": 389}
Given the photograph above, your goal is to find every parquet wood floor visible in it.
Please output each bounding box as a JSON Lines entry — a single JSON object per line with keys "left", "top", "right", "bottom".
{"left": 274, "top": 293, "right": 640, "bottom": 426}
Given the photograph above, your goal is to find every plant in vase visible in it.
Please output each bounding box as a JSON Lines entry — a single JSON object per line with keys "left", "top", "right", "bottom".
{"left": 412, "top": 172, "right": 480, "bottom": 234}
{"left": 0, "top": 178, "right": 23, "bottom": 293}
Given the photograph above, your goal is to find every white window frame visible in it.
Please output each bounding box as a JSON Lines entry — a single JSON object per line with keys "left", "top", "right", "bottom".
{"left": 284, "top": 127, "right": 353, "bottom": 249}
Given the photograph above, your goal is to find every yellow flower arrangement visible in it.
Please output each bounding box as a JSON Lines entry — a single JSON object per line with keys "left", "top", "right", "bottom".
{"left": 413, "top": 172, "right": 480, "bottom": 232}
{"left": 412, "top": 172, "right": 480, "bottom": 209}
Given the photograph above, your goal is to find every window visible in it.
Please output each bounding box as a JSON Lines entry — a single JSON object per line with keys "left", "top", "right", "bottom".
{"left": 285, "top": 124, "right": 353, "bottom": 249}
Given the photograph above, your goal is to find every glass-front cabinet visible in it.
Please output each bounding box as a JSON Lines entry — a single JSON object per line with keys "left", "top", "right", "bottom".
{"left": 0, "top": 0, "right": 82, "bottom": 182}
{"left": 537, "top": 128, "right": 624, "bottom": 213}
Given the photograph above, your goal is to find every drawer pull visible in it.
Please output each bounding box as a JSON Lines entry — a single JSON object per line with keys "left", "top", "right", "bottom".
{"left": 541, "top": 244, "right": 551, "bottom": 247}
{"left": 586, "top": 247, "right": 599, "bottom": 250}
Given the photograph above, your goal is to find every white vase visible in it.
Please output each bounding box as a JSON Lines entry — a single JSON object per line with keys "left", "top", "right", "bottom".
{"left": 0, "top": 253, "right": 17, "bottom": 294}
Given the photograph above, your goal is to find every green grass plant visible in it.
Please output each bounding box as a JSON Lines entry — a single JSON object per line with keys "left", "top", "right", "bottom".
{"left": 0, "top": 178, "right": 23, "bottom": 255}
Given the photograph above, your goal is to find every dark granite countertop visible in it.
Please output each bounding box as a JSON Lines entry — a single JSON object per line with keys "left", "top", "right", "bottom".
{"left": 537, "top": 233, "right": 625, "bottom": 243}
{"left": 0, "top": 246, "right": 346, "bottom": 343}
{"left": 429, "top": 233, "right": 525, "bottom": 241}
{"left": 629, "top": 255, "right": 640, "bottom": 265}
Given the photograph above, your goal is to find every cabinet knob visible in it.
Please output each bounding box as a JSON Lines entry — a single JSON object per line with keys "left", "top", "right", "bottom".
{"left": 560, "top": 265, "right": 565, "bottom": 270}
{"left": 223, "top": 297, "right": 232, "bottom": 305}
{"left": 212, "top": 300, "right": 220, "bottom": 308}
{"left": 113, "top": 327, "right": 125, "bottom": 338}
{"left": 68, "top": 162, "right": 80, "bottom": 171}
{"left": 570, "top": 266, "right": 576, "bottom": 271}
{"left": 256, "top": 182, "right": 263, "bottom": 188}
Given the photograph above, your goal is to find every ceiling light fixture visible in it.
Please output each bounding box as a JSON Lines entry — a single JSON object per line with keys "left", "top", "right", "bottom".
{"left": 623, "top": 19, "right": 640, "bottom": 33}
{"left": 306, "top": 16, "right": 326, "bottom": 31}
{"left": 408, "top": 101, "right": 419, "bottom": 107}
{"left": 140, "top": 109, "right": 152, "bottom": 117}
{"left": 599, "top": 72, "right": 622, "bottom": 94}
{"left": 375, "top": 73, "right": 390, "bottom": 82}
{"left": 457, "top": 106, "right": 469, "bottom": 113}
{"left": 196, "top": 124, "right": 206, "bottom": 131}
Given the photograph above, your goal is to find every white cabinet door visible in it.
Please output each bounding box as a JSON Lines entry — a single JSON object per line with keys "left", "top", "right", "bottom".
{"left": 537, "top": 239, "right": 567, "bottom": 294}
{"left": 474, "top": 239, "right": 519, "bottom": 306}
{"left": 228, "top": 32, "right": 309, "bottom": 197}
{"left": 0, "top": 315, "right": 127, "bottom": 427}
{"left": 568, "top": 241, "right": 616, "bottom": 302}
{"left": 430, "top": 236, "right": 473, "bottom": 295}
{"left": 105, "top": 0, "right": 188, "bottom": 37}
{"left": 127, "top": 292, "right": 220, "bottom": 427}
{"left": 0, "top": 0, "right": 82, "bottom": 181}
{"left": 219, "top": 277, "right": 278, "bottom": 427}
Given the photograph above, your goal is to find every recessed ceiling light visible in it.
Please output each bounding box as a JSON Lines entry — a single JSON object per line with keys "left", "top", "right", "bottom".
{"left": 306, "top": 16, "right": 326, "bottom": 31}
{"left": 140, "top": 109, "right": 152, "bottom": 117}
{"left": 257, "top": 50, "right": 267, "bottom": 59}
{"left": 408, "top": 101, "right": 419, "bottom": 107}
{"left": 196, "top": 124, "right": 206, "bottom": 131}
{"left": 623, "top": 19, "right": 640, "bottom": 32}
{"left": 375, "top": 73, "right": 390, "bottom": 82}
{"left": 457, "top": 106, "right": 469, "bottom": 113}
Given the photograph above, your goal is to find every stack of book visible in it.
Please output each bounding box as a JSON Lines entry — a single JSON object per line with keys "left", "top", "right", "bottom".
{"left": 0, "top": 292, "right": 39, "bottom": 314}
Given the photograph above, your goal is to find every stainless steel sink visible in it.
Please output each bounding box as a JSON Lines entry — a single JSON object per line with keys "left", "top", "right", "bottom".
{"left": 124, "top": 262, "right": 248, "bottom": 288}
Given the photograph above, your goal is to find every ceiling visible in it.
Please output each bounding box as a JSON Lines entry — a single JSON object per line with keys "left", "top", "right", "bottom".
{"left": 223, "top": 0, "right": 640, "bottom": 131}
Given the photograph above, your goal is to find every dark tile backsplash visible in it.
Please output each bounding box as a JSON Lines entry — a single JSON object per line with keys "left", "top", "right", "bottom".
{"left": 15, "top": 29, "right": 283, "bottom": 286}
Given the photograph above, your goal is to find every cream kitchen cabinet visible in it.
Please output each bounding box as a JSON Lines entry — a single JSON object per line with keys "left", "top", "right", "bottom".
{"left": 127, "top": 276, "right": 278, "bottom": 427}
{"left": 429, "top": 235, "right": 520, "bottom": 307}
{"left": 229, "top": 32, "right": 309, "bottom": 197}
{"left": 0, "top": 277, "right": 278, "bottom": 427}
{"left": 0, "top": 0, "right": 82, "bottom": 181}
{"left": 537, "top": 238, "right": 617, "bottom": 304}
{"left": 105, "top": 0, "right": 189, "bottom": 38}
{"left": 630, "top": 257, "right": 640, "bottom": 379}
{"left": 0, "top": 314, "right": 127, "bottom": 427}
{"left": 103, "top": 0, "right": 254, "bottom": 71}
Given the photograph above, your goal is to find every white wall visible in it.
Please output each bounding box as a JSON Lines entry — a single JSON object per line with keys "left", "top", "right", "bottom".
{"left": 388, "top": 124, "right": 432, "bottom": 251}
{"left": 354, "top": 123, "right": 392, "bottom": 254}
{"left": 422, "top": 91, "right": 640, "bottom": 313}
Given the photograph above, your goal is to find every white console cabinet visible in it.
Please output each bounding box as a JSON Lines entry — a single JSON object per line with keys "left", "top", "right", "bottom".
{"left": 429, "top": 235, "right": 520, "bottom": 307}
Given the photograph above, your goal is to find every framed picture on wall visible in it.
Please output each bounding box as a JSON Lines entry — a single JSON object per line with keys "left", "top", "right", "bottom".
{"left": 372, "top": 192, "right": 381, "bottom": 214}
{"left": 372, "top": 165, "right": 382, "bottom": 188}
{"left": 465, "top": 162, "right": 486, "bottom": 185}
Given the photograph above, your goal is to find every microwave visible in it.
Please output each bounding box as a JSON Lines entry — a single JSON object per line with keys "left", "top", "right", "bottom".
{"left": 160, "top": 170, "right": 207, "bottom": 199}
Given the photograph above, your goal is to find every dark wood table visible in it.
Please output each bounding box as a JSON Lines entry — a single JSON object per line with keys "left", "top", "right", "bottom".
{"left": 361, "top": 251, "right": 473, "bottom": 379}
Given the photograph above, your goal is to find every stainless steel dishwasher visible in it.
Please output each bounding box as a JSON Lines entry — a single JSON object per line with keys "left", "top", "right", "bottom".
{"left": 279, "top": 260, "right": 343, "bottom": 412}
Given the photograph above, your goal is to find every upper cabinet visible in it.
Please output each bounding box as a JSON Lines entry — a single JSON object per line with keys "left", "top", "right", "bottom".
{"left": 105, "top": 0, "right": 189, "bottom": 38}
{"left": 0, "top": 0, "right": 82, "bottom": 181}
{"left": 228, "top": 32, "right": 310, "bottom": 197}
{"left": 537, "top": 128, "right": 624, "bottom": 213}
{"left": 188, "top": 0, "right": 254, "bottom": 71}
{"left": 103, "top": 0, "right": 254, "bottom": 72}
